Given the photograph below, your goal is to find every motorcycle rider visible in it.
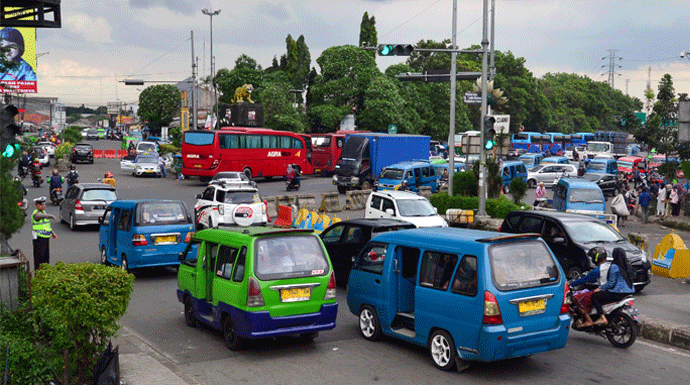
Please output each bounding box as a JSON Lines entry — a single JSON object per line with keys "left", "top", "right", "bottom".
{"left": 103, "top": 171, "right": 116, "bottom": 187}
{"left": 29, "top": 158, "right": 42, "bottom": 185}
{"left": 286, "top": 164, "right": 300, "bottom": 189}
{"left": 569, "top": 247, "right": 611, "bottom": 328}
{"left": 18, "top": 151, "right": 31, "bottom": 177}
{"left": 589, "top": 248, "right": 635, "bottom": 327}
{"left": 65, "top": 165, "right": 79, "bottom": 188}
{"left": 48, "top": 169, "right": 64, "bottom": 203}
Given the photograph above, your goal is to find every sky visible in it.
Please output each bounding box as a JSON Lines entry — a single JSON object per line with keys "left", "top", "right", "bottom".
{"left": 21, "top": 0, "right": 690, "bottom": 110}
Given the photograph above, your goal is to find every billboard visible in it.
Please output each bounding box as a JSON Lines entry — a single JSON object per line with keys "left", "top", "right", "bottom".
{"left": 0, "top": 25, "right": 37, "bottom": 93}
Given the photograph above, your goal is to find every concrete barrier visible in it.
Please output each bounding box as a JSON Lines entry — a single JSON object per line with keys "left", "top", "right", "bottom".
{"left": 276, "top": 195, "right": 295, "bottom": 209}
{"left": 319, "top": 192, "right": 341, "bottom": 212}
{"left": 446, "top": 209, "right": 474, "bottom": 226}
{"left": 296, "top": 194, "right": 318, "bottom": 211}
{"left": 419, "top": 186, "right": 432, "bottom": 200}
{"left": 263, "top": 196, "right": 279, "bottom": 220}
{"left": 343, "top": 189, "right": 372, "bottom": 210}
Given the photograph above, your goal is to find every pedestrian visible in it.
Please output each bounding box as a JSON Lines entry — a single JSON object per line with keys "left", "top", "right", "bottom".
{"left": 611, "top": 189, "right": 630, "bottom": 227}
{"left": 670, "top": 185, "right": 680, "bottom": 216}
{"left": 639, "top": 187, "right": 651, "bottom": 224}
{"left": 665, "top": 183, "right": 673, "bottom": 218}
{"left": 158, "top": 155, "right": 167, "bottom": 178}
{"left": 657, "top": 182, "right": 667, "bottom": 217}
{"left": 31, "top": 196, "right": 57, "bottom": 271}
{"left": 534, "top": 181, "right": 547, "bottom": 206}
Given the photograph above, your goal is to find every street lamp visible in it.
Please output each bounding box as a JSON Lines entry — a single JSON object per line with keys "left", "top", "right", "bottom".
{"left": 202, "top": 8, "right": 220, "bottom": 128}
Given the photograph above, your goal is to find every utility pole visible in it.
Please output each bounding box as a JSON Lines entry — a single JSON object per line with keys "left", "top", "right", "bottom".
{"left": 191, "top": 30, "right": 198, "bottom": 130}
{"left": 603, "top": 49, "right": 621, "bottom": 88}
{"left": 448, "top": 0, "right": 458, "bottom": 196}
{"left": 202, "top": 8, "right": 221, "bottom": 128}
{"left": 478, "top": 0, "right": 490, "bottom": 217}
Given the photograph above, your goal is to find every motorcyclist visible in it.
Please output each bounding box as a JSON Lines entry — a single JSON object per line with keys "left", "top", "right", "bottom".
{"left": 18, "top": 151, "right": 31, "bottom": 177}
{"left": 48, "top": 169, "right": 64, "bottom": 201}
{"left": 29, "top": 158, "right": 42, "bottom": 184}
{"left": 65, "top": 165, "right": 80, "bottom": 188}
{"left": 103, "top": 171, "right": 116, "bottom": 187}
{"left": 589, "top": 248, "right": 635, "bottom": 326}
{"left": 286, "top": 164, "right": 300, "bottom": 188}
{"left": 569, "top": 247, "right": 611, "bottom": 328}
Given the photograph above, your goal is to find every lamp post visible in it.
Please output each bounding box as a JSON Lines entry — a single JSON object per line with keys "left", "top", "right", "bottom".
{"left": 202, "top": 8, "right": 220, "bottom": 128}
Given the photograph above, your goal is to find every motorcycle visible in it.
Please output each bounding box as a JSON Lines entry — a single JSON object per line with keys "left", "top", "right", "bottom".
{"left": 566, "top": 283, "right": 639, "bottom": 348}
{"left": 626, "top": 190, "right": 637, "bottom": 216}
{"left": 50, "top": 186, "right": 64, "bottom": 206}
{"left": 286, "top": 166, "right": 301, "bottom": 191}
{"left": 18, "top": 164, "right": 28, "bottom": 178}
{"left": 31, "top": 167, "right": 43, "bottom": 188}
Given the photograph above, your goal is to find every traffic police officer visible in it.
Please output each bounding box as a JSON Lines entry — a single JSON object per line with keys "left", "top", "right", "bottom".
{"left": 31, "top": 196, "right": 57, "bottom": 270}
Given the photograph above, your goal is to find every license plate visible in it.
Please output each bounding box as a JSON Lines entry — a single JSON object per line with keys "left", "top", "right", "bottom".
{"left": 280, "top": 287, "right": 311, "bottom": 302}
{"left": 94, "top": 205, "right": 106, "bottom": 210}
{"left": 155, "top": 235, "right": 177, "bottom": 244}
{"left": 518, "top": 299, "right": 545, "bottom": 314}
{"left": 194, "top": 164, "right": 202, "bottom": 168}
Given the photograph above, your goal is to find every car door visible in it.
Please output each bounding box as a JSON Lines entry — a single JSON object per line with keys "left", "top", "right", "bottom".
{"left": 365, "top": 194, "right": 383, "bottom": 219}
{"left": 106, "top": 208, "right": 120, "bottom": 260}
{"left": 539, "top": 165, "right": 559, "bottom": 184}
{"left": 320, "top": 222, "right": 349, "bottom": 281}
{"left": 563, "top": 165, "right": 577, "bottom": 177}
{"left": 381, "top": 197, "right": 396, "bottom": 219}
{"left": 60, "top": 185, "right": 79, "bottom": 222}
{"left": 541, "top": 219, "right": 570, "bottom": 270}
{"left": 116, "top": 207, "right": 133, "bottom": 265}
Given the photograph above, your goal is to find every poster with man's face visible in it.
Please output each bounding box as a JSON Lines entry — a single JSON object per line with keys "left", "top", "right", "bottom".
{"left": 0, "top": 26, "right": 38, "bottom": 93}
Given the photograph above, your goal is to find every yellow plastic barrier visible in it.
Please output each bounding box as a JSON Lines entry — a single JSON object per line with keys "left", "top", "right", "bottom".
{"left": 651, "top": 231, "right": 690, "bottom": 278}
{"left": 292, "top": 207, "right": 310, "bottom": 228}
{"left": 445, "top": 209, "right": 474, "bottom": 225}
{"left": 330, "top": 214, "right": 342, "bottom": 225}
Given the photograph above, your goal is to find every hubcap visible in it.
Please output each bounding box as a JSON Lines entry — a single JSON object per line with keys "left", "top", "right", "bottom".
{"left": 359, "top": 309, "right": 374, "bottom": 337}
{"left": 431, "top": 335, "right": 450, "bottom": 366}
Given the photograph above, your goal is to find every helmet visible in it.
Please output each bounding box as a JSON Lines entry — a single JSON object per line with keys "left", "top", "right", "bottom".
{"left": 70, "top": 165, "right": 76, "bottom": 170}
{"left": 52, "top": 169, "right": 58, "bottom": 175}
{"left": 587, "top": 247, "right": 607, "bottom": 264}
{"left": 105, "top": 171, "right": 114, "bottom": 178}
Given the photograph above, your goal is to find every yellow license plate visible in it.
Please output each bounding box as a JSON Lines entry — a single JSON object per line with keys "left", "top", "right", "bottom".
{"left": 280, "top": 287, "right": 311, "bottom": 302}
{"left": 194, "top": 164, "right": 202, "bottom": 168}
{"left": 518, "top": 299, "right": 545, "bottom": 313}
{"left": 155, "top": 235, "right": 176, "bottom": 243}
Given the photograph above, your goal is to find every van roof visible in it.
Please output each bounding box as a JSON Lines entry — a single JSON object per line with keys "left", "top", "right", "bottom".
{"left": 371, "top": 228, "right": 541, "bottom": 250}
{"left": 371, "top": 190, "right": 428, "bottom": 200}
{"left": 556, "top": 178, "right": 601, "bottom": 188}
{"left": 384, "top": 160, "right": 433, "bottom": 169}
{"left": 193, "top": 226, "right": 315, "bottom": 243}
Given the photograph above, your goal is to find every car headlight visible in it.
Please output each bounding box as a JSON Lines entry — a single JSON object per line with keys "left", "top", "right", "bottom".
{"left": 332, "top": 175, "right": 338, "bottom": 182}
{"left": 640, "top": 250, "right": 648, "bottom": 262}
{"left": 351, "top": 177, "right": 359, "bottom": 183}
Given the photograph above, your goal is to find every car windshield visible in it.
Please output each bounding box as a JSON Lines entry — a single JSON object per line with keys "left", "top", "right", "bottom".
{"left": 223, "top": 191, "right": 260, "bottom": 204}
{"left": 254, "top": 235, "right": 330, "bottom": 280}
{"left": 380, "top": 169, "right": 404, "bottom": 180}
{"left": 569, "top": 188, "right": 603, "bottom": 203}
{"left": 138, "top": 143, "right": 157, "bottom": 151}
{"left": 490, "top": 240, "right": 559, "bottom": 291}
{"left": 136, "top": 157, "right": 157, "bottom": 164}
{"left": 82, "top": 189, "right": 117, "bottom": 201}
{"left": 74, "top": 145, "right": 91, "bottom": 150}
{"left": 562, "top": 220, "right": 624, "bottom": 243}
{"left": 137, "top": 202, "right": 189, "bottom": 225}
{"left": 213, "top": 172, "right": 248, "bottom": 181}
{"left": 588, "top": 163, "right": 606, "bottom": 170}
{"left": 530, "top": 164, "right": 545, "bottom": 172}
{"left": 582, "top": 174, "right": 602, "bottom": 182}
{"left": 397, "top": 198, "right": 437, "bottom": 217}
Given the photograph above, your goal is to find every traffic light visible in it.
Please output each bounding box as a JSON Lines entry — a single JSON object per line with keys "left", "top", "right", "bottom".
{"left": 1, "top": 104, "right": 21, "bottom": 158}
{"left": 377, "top": 44, "right": 414, "bottom": 56}
{"left": 484, "top": 115, "right": 496, "bottom": 150}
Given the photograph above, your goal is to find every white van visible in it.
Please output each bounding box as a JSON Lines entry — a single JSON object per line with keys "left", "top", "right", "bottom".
{"left": 364, "top": 190, "right": 447, "bottom": 228}
{"left": 136, "top": 141, "right": 159, "bottom": 155}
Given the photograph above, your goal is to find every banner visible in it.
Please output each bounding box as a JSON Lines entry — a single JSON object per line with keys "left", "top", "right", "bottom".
{"left": 0, "top": 25, "right": 38, "bottom": 93}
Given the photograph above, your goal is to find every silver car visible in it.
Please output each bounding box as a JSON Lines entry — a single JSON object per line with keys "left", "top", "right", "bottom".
{"left": 526, "top": 164, "right": 577, "bottom": 187}
{"left": 133, "top": 155, "right": 161, "bottom": 177}
{"left": 59, "top": 183, "right": 118, "bottom": 230}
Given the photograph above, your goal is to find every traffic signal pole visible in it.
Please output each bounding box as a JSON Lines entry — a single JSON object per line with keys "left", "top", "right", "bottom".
{"left": 478, "top": 0, "right": 490, "bottom": 217}
{"left": 448, "top": 0, "right": 458, "bottom": 197}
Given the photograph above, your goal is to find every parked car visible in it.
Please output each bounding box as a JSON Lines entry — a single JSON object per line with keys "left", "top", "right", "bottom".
{"left": 319, "top": 218, "right": 416, "bottom": 286}
{"left": 526, "top": 163, "right": 578, "bottom": 187}
{"left": 346, "top": 228, "right": 570, "bottom": 370}
{"left": 581, "top": 173, "right": 621, "bottom": 197}
{"left": 99, "top": 199, "right": 196, "bottom": 271}
{"left": 59, "top": 183, "right": 118, "bottom": 230}
{"left": 133, "top": 155, "right": 161, "bottom": 177}
{"left": 499, "top": 210, "right": 651, "bottom": 289}
{"left": 70, "top": 143, "right": 94, "bottom": 164}
{"left": 177, "top": 227, "right": 337, "bottom": 350}
{"left": 86, "top": 129, "right": 99, "bottom": 140}
{"left": 364, "top": 190, "right": 447, "bottom": 228}
{"left": 37, "top": 141, "right": 56, "bottom": 157}
{"left": 194, "top": 182, "right": 267, "bottom": 229}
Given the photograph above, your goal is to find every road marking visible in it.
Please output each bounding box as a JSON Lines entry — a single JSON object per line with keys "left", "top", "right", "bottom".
{"left": 637, "top": 339, "right": 690, "bottom": 358}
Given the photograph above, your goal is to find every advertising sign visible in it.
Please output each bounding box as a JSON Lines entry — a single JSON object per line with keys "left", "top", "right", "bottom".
{"left": 0, "top": 23, "right": 38, "bottom": 93}
{"left": 493, "top": 115, "right": 510, "bottom": 135}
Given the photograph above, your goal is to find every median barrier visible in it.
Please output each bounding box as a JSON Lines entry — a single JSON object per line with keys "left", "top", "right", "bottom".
{"left": 312, "top": 212, "right": 332, "bottom": 233}
{"left": 418, "top": 186, "right": 432, "bottom": 200}
{"left": 292, "top": 207, "right": 310, "bottom": 228}
{"left": 651, "top": 231, "right": 690, "bottom": 278}
{"left": 117, "top": 150, "right": 128, "bottom": 158}
{"left": 276, "top": 195, "right": 295, "bottom": 208}
{"left": 104, "top": 149, "right": 117, "bottom": 158}
{"left": 263, "top": 196, "right": 279, "bottom": 220}
{"left": 273, "top": 205, "right": 293, "bottom": 228}
{"left": 93, "top": 149, "right": 104, "bottom": 158}
{"left": 296, "top": 194, "right": 317, "bottom": 211}
{"left": 343, "top": 189, "right": 372, "bottom": 210}
{"left": 319, "top": 192, "right": 341, "bottom": 212}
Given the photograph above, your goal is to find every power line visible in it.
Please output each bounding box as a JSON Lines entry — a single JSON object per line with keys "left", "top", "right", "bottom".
{"left": 124, "top": 38, "right": 191, "bottom": 80}
{"left": 379, "top": 0, "right": 444, "bottom": 39}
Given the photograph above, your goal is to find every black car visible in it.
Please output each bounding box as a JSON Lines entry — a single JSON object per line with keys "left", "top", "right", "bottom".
{"left": 319, "top": 218, "right": 416, "bottom": 286}
{"left": 499, "top": 210, "right": 651, "bottom": 291}
{"left": 581, "top": 173, "right": 621, "bottom": 197}
{"left": 70, "top": 143, "right": 94, "bottom": 164}
{"left": 86, "top": 129, "right": 99, "bottom": 140}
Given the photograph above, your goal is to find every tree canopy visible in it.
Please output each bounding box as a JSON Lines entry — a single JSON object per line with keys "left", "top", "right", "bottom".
{"left": 137, "top": 84, "right": 180, "bottom": 135}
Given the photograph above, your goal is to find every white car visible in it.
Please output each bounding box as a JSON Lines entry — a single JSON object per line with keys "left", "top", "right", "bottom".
{"left": 136, "top": 141, "right": 159, "bottom": 155}
{"left": 31, "top": 146, "right": 50, "bottom": 166}
{"left": 527, "top": 163, "right": 578, "bottom": 187}
{"left": 364, "top": 190, "right": 448, "bottom": 228}
{"left": 132, "top": 155, "right": 162, "bottom": 177}
{"left": 210, "top": 171, "right": 254, "bottom": 186}
{"left": 37, "top": 141, "right": 56, "bottom": 157}
{"left": 194, "top": 183, "right": 268, "bottom": 228}
{"left": 120, "top": 154, "right": 136, "bottom": 171}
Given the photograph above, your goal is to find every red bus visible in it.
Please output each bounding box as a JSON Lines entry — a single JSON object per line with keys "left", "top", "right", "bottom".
{"left": 182, "top": 127, "right": 314, "bottom": 182}
{"left": 310, "top": 132, "right": 347, "bottom": 174}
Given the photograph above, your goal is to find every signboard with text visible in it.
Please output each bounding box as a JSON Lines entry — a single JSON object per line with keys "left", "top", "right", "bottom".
{"left": 493, "top": 115, "right": 510, "bottom": 135}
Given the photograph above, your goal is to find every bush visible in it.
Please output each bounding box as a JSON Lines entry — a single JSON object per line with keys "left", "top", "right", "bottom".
{"left": 453, "top": 171, "right": 478, "bottom": 196}
{"left": 32, "top": 262, "right": 134, "bottom": 383}
{"left": 54, "top": 142, "right": 74, "bottom": 159}
{"left": 430, "top": 192, "right": 527, "bottom": 219}
{"left": 509, "top": 177, "right": 528, "bottom": 204}
{"left": 0, "top": 158, "right": 24, "bottom": 239}
{"left": 63, "top": 127, "right": 83, "bottom": 144}
{"left": 158, "top": 143, "right": 180, "bottom": 156}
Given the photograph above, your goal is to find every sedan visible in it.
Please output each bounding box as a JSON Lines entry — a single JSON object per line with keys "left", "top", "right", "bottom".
{"left": 582, "top": 173, "right": 621, "bottom": 197}
{"left": 86, "top": 129, "right": 99, "bottom": 140}
{"left": 319, "top": 218, "right": 416, "bottom": 286}
{"left": 59, "top": 183, "right": 118, "bottom": 230}
{"left": 37, "top": 141, "right": 56, "bottom": 157}
{"left": 133, "top": 155, "right": 161, "bottom": 177}
{"left": 70, "top": 143, "right": 94, "bottom": 164}
{"left": 120, "top": 154, "right": 136, "bottom": 172}
{"left": 527, "top": 164, "right": 577, "bottom": 187}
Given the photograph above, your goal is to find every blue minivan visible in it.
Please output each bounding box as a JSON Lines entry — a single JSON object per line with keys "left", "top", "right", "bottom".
{"left": 99, "top": 200, "right": 197, "bottom": 271}
{"left": 541, "top": 156, "right": 570, "bottom": 165}
{"left": 518, "top": 153, "right": 544, "bottom": 168}
{"left": 347, "top": 228, "right": 571, "bottom": 371}
{"left": 500, "top": 161, "right": 528, "bottom": 194}
{"left": 552, "top": 178, "right": 605, "bottom": 214}
{"left": 377, "top": 160, "right": 439, "bottom": 193}
{"left": 586, "top": 158, "right": 617, "bottom": 175}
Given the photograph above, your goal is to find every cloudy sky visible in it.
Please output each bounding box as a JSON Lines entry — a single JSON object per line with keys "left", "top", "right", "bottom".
{"left": 26, "top": 0, "right": 690, "bottom": 109}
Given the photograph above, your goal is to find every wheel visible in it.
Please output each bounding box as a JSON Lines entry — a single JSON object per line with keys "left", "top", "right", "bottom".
{"left": 100, "top": 247, "right": 109, "bottom": 265}
{"left": 69, "top": 214, "right": 76, "bottom": 230}
{"left": 89, "top": 159, "right": 94, "bottom": 164}
{"left": 606, "top": 311, "right": 637, "bottom": 348}
{"left": 337, "top": 186, "right": 347, "bottom": 194}
{"left": 208, "top": 218, "right": 214, "bottom": 229}
{"left": 121, "top": 255, "right": 129, "bottom": 272}
{"left": 242, "top": 168, "right": 252, "bottom": 181}
{"left": 503, "top": 184, "right": 511, "bottom": 194}
{"left": 299, "top": 332, "right": 318, "bottom": 342}
{"left": 184, "top": 296, "right": 197, "bottom": 328}
{"left": 566, "top": 266, "right": 584, "bottom": 281}
{"left": 528, "top": 179, "right": 536, "bottom": 188}
{"left": 429, "top": 330, "right": 458, "bottom": 371}
{"left": 358, "top": 305, "right": 382, "bottom": 341}
{"left": 222, "top": 316, "right": 243, "bottom": 350}
{"left": 361, "top": 181, "right": 372, "bottom": 191}
{"left": 199, "top": 176, "right": 211, "bottom": 183}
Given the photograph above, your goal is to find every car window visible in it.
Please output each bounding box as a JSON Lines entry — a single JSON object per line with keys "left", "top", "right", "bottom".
{"left": 82, "top": 189, "right": 117, "bottom": 201}
{"left": 420, "top": 250, "right": 458, "bottom": 290}
{"left": 138, "top": 202, "right": 189, "bottom": 225}
{"left": 380, "top": 168, "right": 404, "bottom": 180}
{"left": 569, "top": 188, "right": 603, "bottom": 203}
{"left": 397, "top": 198, "right": 436, "bottom": 217}
{"left": 101, "top": 208, "right": 111, "bottom": 226}
{"left": 370, "top": 195, "right": 382, "bottom": 210}
{"left": 345, "top": 226, "right": 364, "bottom": 243}
{"left": 490, "top": 240, "right": 559, "bottom": 291}
{"left": 517, "top": 215, "right": 543, "bottom": 233}
{"left": 216, "top": 245, "right": 239, "bottom": 280}
{"left": 233, "top": 247, "right": 246, "bottom": 282}
{"left": 66, "top": 186, "right": 79, "bottom": 200}
{"left": 382, "top": 198, "right": 395, "bottom": 214}
{"left": 118, "top": 209, "right": 132, "bottom": 231}
{"left": 136, "top": 157, "right": 157, "bottom": 164}
{"left": 202, "top": 187, "right": 215, "bottom": 201}
{"left": 224, "top": 191, "right": 260, "bottom": 204}
{"left": 543, "top": 220, "right": 565, "bottom": 242}
{"left": 561, "top": 220, "right": 624, "bottom": 243}
{"left": 451, "top": 255, "right": 478, "bottom": 296}
{"left": 371, "top": 224, "right": 415, "bottom": 234}
{"left": 321, "top": 224, "right": 345, "bottom": 243}
{"left": 254, "top": 235, "right": 329, "bottom": 280}
{"left": 356, "top": 242, "right": 388, "bottom": 275}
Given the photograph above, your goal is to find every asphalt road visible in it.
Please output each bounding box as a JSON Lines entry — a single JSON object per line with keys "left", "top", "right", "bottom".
{"left": 8, "top": 140, "right": 690, "bottom": 384}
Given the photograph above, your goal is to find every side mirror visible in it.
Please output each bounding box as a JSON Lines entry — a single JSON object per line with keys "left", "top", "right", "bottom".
{"left": 385, "top": 208, "right": 395, "bottom": 215}
{"left": 178, "top": 252, "right": 185, "bottom": 262}
{"left": 552, "top": 236, "right": 566, "bottom": 244}
{"left": 434, "top": 207, "right": 438, "bottom": 213}
{"left": 195, "top": 193, "right": 202, "bottom": 199}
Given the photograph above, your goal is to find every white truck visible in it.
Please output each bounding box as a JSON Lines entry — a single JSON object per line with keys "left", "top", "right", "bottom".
{"left": 585, "top": 141, "right": 626, "bottom": 159}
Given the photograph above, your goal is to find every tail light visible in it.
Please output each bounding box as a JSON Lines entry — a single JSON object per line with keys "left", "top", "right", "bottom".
{"left": 560, "top": 281, "right": 570, "bottom": 314}
{"left": 247, "top": 276, "right": 265, "bottom": 307}
{"left": 184, "top": 231, "right": 195, "bottom": 243}
{"left": 482, "top": 291, "right": 503, "bottom": 325}
{"left": 132, "top": 234, "right": 148, "bottom": 246}
{"left": 262, "top": 201, "right": 267, "bottom": 216}
{"left": 324, "top": 271, "right": 336, "bottom": 300}
{"left": 74, "top": 200, "right": 84, "bottom": 211}
{"left": 217, "top": 205, "right": 224, "bottom": 215}
{"left": 17, "top": 201, "right": 23, "bottom": 207}
{"left": 56, "top": 187, "right": 61, "bottom": 192}
{"left": 211, "top": 159, "right": 220, "bottom": 168}
{"left": 498, "top": 225, "right": 503, "bottom": 232}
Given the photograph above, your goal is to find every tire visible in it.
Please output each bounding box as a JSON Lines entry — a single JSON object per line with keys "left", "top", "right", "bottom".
{"left": 337, "top": 186, "right": 347, "bottom": 194}
{"left": 199, "top": 176, "right": 211, "bottom": 183}
{"left": 358, "top": 305, "right": 382, "bottom": 341}
{"left": 606, "top": 311, "right": 637, "bottom": 349}
{"left": 242, "top": 168, "right": 252, "bottom": 181}
{"left": 503, "top": 184, "right": 511, "bottom": 194}
{"left": 208, "top": 218, "right": 214, "bottom": 229}
{"left": 69, "top": 214, "right": 76, "bottom": 230}
{"left": 429, "top": 330, "right": 458, "bottom": 371}
{"left": 222, "top": 316, "right": 243, "bottom": 351}
{"left": 299, "top": 332, "right": 318, "bottom": 342}
{"left": 184, "top": 296, "right": 197, "bottom": 328}
{"left": 527, "top": 179, "right": 536, "bottom": 188}
{"left": 566, "top": 265, "right": 584, "bottom": 281}
{"left": 121, "top": 255, "right": 129, "bottom": 272}
{"left": 100, "top": 247, "right": 109, "bottom": 265}
{"left": 361, "top": 181, "right": 372, "bottom": 191}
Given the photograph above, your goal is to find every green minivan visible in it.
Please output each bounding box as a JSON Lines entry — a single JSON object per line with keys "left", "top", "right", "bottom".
{"left": 177, "top": 227, "right": 338, "bottom": 350}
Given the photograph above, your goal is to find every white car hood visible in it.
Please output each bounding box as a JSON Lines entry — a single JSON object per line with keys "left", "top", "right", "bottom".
{"left": 398, "top": 214, "right": 447, "bottom": 228}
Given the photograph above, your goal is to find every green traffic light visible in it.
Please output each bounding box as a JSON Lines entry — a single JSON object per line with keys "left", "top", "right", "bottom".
{"left": 380, "top": 45, "right": 393, "bottom": 55}
{"left": 2, "top": 143, "right": 18, "bottom": 158}
{"left": 484, "top": 140, "right": 496, "bottom": 150}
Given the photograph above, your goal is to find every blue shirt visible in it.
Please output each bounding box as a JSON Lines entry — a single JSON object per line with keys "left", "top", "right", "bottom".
{"left": 0, "top": 59, "right": 36, "bottom": 81}
{"left": 600, "top": 264, "right": 634, "bottom": 293}
{"left": 639, "top": 191, "right": 651, "bottom": 207}
{"left": 570, "top": 265, "right": 602, "bottom": 287}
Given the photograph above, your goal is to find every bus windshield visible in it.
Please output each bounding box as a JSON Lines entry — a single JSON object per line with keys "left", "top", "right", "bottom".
{"left": 184, "top": 132, "right": 215, "bottom": 146}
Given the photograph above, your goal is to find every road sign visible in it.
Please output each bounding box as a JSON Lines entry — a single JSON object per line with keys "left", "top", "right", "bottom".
{"left": 463, "top": 91, "right": 482, "bottom": 105}
{"left": 388, "top": 124, "right": 397, "bottom": 134}
{"left": 493, "top": 115, "right": 510, "bottom": 135}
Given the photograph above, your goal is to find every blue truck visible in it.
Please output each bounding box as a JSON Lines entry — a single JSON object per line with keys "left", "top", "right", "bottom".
{"left": 333, "top": 133, "right": 430, "bottom": 193}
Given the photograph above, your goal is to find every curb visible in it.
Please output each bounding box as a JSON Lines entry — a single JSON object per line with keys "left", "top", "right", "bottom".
{"left": 639, "top": 315, "right": 690, "bottom": 351}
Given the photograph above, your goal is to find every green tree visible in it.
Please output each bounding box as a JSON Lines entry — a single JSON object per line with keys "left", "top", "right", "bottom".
{"left": 636, "top": 74, "right": 678, "bottom": 156}
{"left": 359, "top": 12, "right": 377, "bottom": 58}
{"left": 137, "top": 84, "right": 180, "bottom": 135}
{"left": 215, "top": 55, "right": 264, "bottom": 105}
{"left": 283, "top": 35, "right": 310, "bottom": 103}
{"left": 0, "top": 158, "right": 24, "bottom": 240}
{"left": 357, "top": 74, "right": 409, "bottom": 132}
{"left": 256, "top": 79, "right": 305, "bottom": 132}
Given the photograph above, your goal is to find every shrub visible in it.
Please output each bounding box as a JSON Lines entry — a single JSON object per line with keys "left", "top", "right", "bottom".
{"left": 453, "top": 171, "right": 478, "bottom": 196}
{"left": 54, "top": 142, "right": 74, "bottom": 159}
{"left": 159, "top": 143, "right": 180, "bottom": 156}
{"left": 32, "top": 262, "right": 134, "bottom": 383}
{"left": 430, "top": 192, "right": 527, "bottom": 219}
{"left": 509, "top": 177, "right": 528, "bottom": 204}
{"left": 63, "top": 127, "right": 83, "bottom": 144}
